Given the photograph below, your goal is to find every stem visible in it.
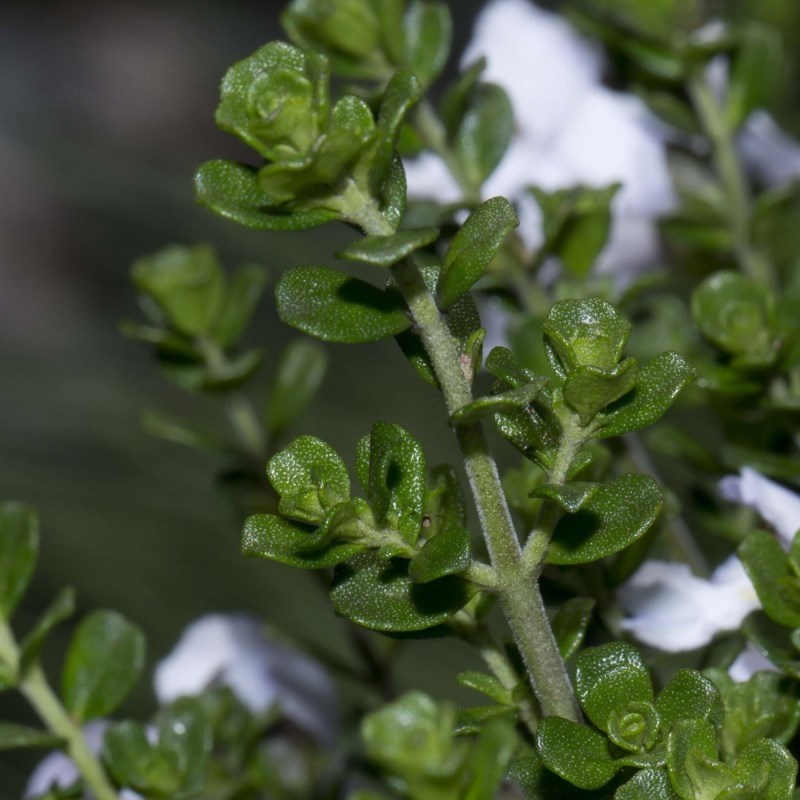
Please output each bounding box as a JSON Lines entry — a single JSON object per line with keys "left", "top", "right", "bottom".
{"left": 412, "top": 100, "right": 480, "bottom": 204}
{"left": 197, "top": 337, "right": 267, "bottom": 462}
{"left": 688, "top": 74, "right": 775, "bottom": 288}
{"left": 0, "top": 621, "right": 120, "bottom": 800}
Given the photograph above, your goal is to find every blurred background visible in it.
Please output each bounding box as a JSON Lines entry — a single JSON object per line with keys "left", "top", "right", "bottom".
{"left": 3, "top": 0, "right": 800, "bottom": 794}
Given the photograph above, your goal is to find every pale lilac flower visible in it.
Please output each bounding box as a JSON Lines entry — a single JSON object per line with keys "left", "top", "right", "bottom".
{"left": 154, "top": 614, "right": 338, "bottom": 745}
{"left": 618, "top": 555, "right": 760, "bottom": 652}
{"left": 403, "top": 0, "right": 675, "bottom": 278}
{"left": 25, "top": 721, "right": 144, "bottom": 800}
{"left": 728, "top": 642, "right": 779, "bottom": 682}
{"left": 719, "top": 467, "right": 800, "bottom": 545}
{"left": 739, "top": 111, "right": 800, "bottom": 188}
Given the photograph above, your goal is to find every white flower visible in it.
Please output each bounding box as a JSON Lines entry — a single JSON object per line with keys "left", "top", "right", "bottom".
{"left": 719, "top": 467, "right": 800, "bottom": 545}
{"left": 154, "top": 613, "right": 338, "bottom": 746}
{"left": 617, "top": 555, "right": 760, "bottom": 652}
{"left": 402, "top": 0, "right": 675, "bottom": 278}
{"left": 25, "top": 721, "right": 144, "bottom": 800}
{"left": 739, "top": 111, "right": 800, "bottom": 188}
{"left": 728, "top": 642, "right": 780, "bottom": 682}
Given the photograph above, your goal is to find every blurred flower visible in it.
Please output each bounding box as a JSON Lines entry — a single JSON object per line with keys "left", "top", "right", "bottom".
{"left": 719, "top": 467, "right": 800, "bottom": 545}
{"left": 25, "top": 721, "right": 143, "bottom": 800}
{"left": 728, "top": 642, "right": 779, "bottom": 682}
{"left": 154, "top": 613, "right": 338, "bottom": 746}
{"left": 617, "top": 555, "right": 760, "bottom": 652}
{"left": 403, "top": 0, "right": 674, "bottom": 277}
{"left": 740, "top": 111, "right": 800, "bottom": 188}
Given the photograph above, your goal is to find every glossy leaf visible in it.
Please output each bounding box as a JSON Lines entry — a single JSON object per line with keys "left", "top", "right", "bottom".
{"left": 277, "top": 266, "right": 409, "bottom": 343}
{"left": 739, "top": 530, "right": 800, "bottom": 628}
{"left": 657, "top": 670, "right": 724, "bottom": 734}
{"left": 667, "top": 719, "right": 733, "bottom": 800}
{"left": 449, "top": 377, "right": 548, "bottom": 427}
{"left": 593, "top": 351, "right": 695, "bottom": 438}
{"left": 62, "top": 610, "right": 146, "bottom": 722}
{"left": 456, "top": 671, "right": 512, "bottom": 705}
{"left": 104, "top": 721, "right": 177, "bottom": 793}
{"left": 338, "top": 227, "right": 439, "bottom": 267}
{"left": 551, "top": 597, "right": 595, "bottom": 660}
{"left": 19, "top": 587, "right": 76, "bottom": 676}
{"left": 438, "top": 197, "right": 519, "bottom": 309}
{"left": 531, "top": 482, "right": 600, "bottom": 514}
{"left": 575, "top": 643, "right": 654, "bottom": 733}
{"left": 421, "top": 464, "right": 468, "bottom": 539}
{"left": 267, "top": 436, "right": 350, "bottom": 524}
{"left": 266, "top": 338, "right": 328, "bottom": 438}
{"left": 0, "top": 502, "right": 38, "bottom": 620}
{"left": 544, "top": 298, "right": 631, "bottom": 377}
{"left": 692, "top": 271, "right": 776, "bottom": 365}
{"left": 365, "top": 422, "right": 426, "bottom": 546}
{"left": 132, "top": 244, "right": 224, "bottom": 337}
{"left": 536, "top": 717, "right": 618, "bottom": 790}
{"left": 730, "top": 737, "right": 797, "bottom": 800}
{"left": 563, "top": 358, "right": 638, "bottom": 425}
{"left": 455, "top": 705, "right": 518, "bottom": 735}
{"left": 547, "top": 474, "right": 663, "bottom": 565}
{"left": 209, "top": 264, "right": 269, "bottom": 348}
{"left": 464, "top": 718, "right": 518, "bottom": 800}
{"left": 403, "top": 0, "right": 452, "bottom": 87}
{"left": 454, "top": 83, "right": 514, "bottom": 191}
{"left": 330, "top": 552, "right": 473, "bottom": 631}
{"left": 485, "top": 346, "right": 538, "bottom": 388}
{"left": 409, "top": 524, "right": 471, "bottom": 583}
{"left": 616, "top": 768, "right": 680, "bottom": 800}
{"left": 156, "top": 697, "right": 212, "bottom": 799}
{"left": 242, "top": 512, "right": 363, "bottom": 568}
{"left": 194, "top": 160, "right": 338, "bottom": 231}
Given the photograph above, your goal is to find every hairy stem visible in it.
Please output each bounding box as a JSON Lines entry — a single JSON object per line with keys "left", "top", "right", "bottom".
{"left": 688, "top": 73, "right": 775, "bottom": 288}
{"left": 0, "top": 622, "right": 120, "bottom": 800}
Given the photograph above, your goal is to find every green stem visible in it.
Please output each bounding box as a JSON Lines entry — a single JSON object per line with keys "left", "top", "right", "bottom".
{"left": 197, "top": 337, "right": 267, "bottom": 462}
{"left": 0, "top": 622, "right": 120, "bottom": 800}
{"left": 688, "top": 74, "right": 775, "bottom": 288}
{"left": 412, "top": 99, "right": 481, "bottom": 205}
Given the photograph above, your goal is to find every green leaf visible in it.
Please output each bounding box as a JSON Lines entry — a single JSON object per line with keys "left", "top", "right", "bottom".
{"left": 731, "top": 737, "right": 797, "bottom": 800}
{"left": 593, "top": 351, "right": 695, "bottom": 438}
{"left": 421, "top": 464, "right": 468, "bottom": 539}
{"left": 531, "top": 184, "right": 620, "bottom": 277}
{"left": 450, "top": 378, "right": 548, "bottom": 427}
{"left": 616, "top": 768, "right": 681, "bottom": 800}
{"left": 552, "top": 597, "right": 595, "bottom": 661}
{"left": 104, "top": 721, "right": 177, "bottom": 793}
{"left": 362, "top": 691, "right": 465, "bottom": 777}
{"left": 194, "top": 160, "right": 338, "bottom": 231}
{"left": 266, "top": 338, "right": 328, "bottom": 438}
{"left": 454, "top": 705, "right": 518, "bottom": 735}
{"left": 543, "top": 298, "right": 631, "bottom": 377}
{"left": 209, "top": 264, "right": 269, "bottom": 348}
{"left": 536, "top": 717, "right": 619, "bottom": 790}
{"left": 267, "top": 436, "right": 350, "bottom": 525}
{"left": 338, "top": 227, "right": 439, "bottom": 267}
{"left": 142, "top": 409, "right": 230, "bottom": 454}
{"left": 403, "top": 1, "right": 452, "bottom": 87}
{"left": 242, "top": 512, "right": 363, "bottom": 569}
{"left": 19, "top": 587, "right": 76, "bottom": 676}
{"left": 485, "top": 346, "right": 539, "bottom": 388}
{"left": 379, "top": 154, "right": 407, "bottom": 232}
{"left": 276, "top": 266, "right": 410, "bottom": 343}
{"left": 62, "top": 610, "right": 146, "bottom": 723}
{"left": 575, "top": 643, "right": 654, "bottom": 733}
{"left": 726, "top": 23, "right": 782, "bottom": 129}
{"left": 438, "top": 197, "right": 519, "bottom": 309}
{"left": 0, "top": 723, "right": 63, "bottom": 751}
{"left": 456, "top": 671, "right": 513, "bottom": 705}
{"left": 667, "top": 719, "right": 734, "bottom": 800}
{"left": 156, "top": 697, "right": 212, "bottom": 799}
{"left": 454, "top": 83, "right": 514, "bottom": 191}
{"left": 330, "top": 552, "right": 473, "bottom": 631}
{"left": 131, "top": 244, "right": 224, "bottom": 337}
{"left": 409, "top": 524, "right": 471, "bottom": 583}
{"left": 366, "top": 422, "right": 426, "bottom": 546}
{"left": 692, "top": 271, "right": 776, "bottom": 365}
{"left": 0, "top": 502, "right": 38, "bottom": 619}
{"left": 739, "top": 530, "right": 800, "bottom": 628}
{"left": 564, "top": 358, "right": 638, "bottom": 425}
{"left": 159, "top": 348, "right": 263, "bottom": 393}
{"left": 464, "top": 718, "right": 518, "bottom": 800}
{"left": 547, "top": 474, "right": 663, "bottom": 565}
{"left": 657, "top": 670, "right": 724, "bottom": 733}
{"left": 531, "top": 482, "right": 600, "bottom": 513}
